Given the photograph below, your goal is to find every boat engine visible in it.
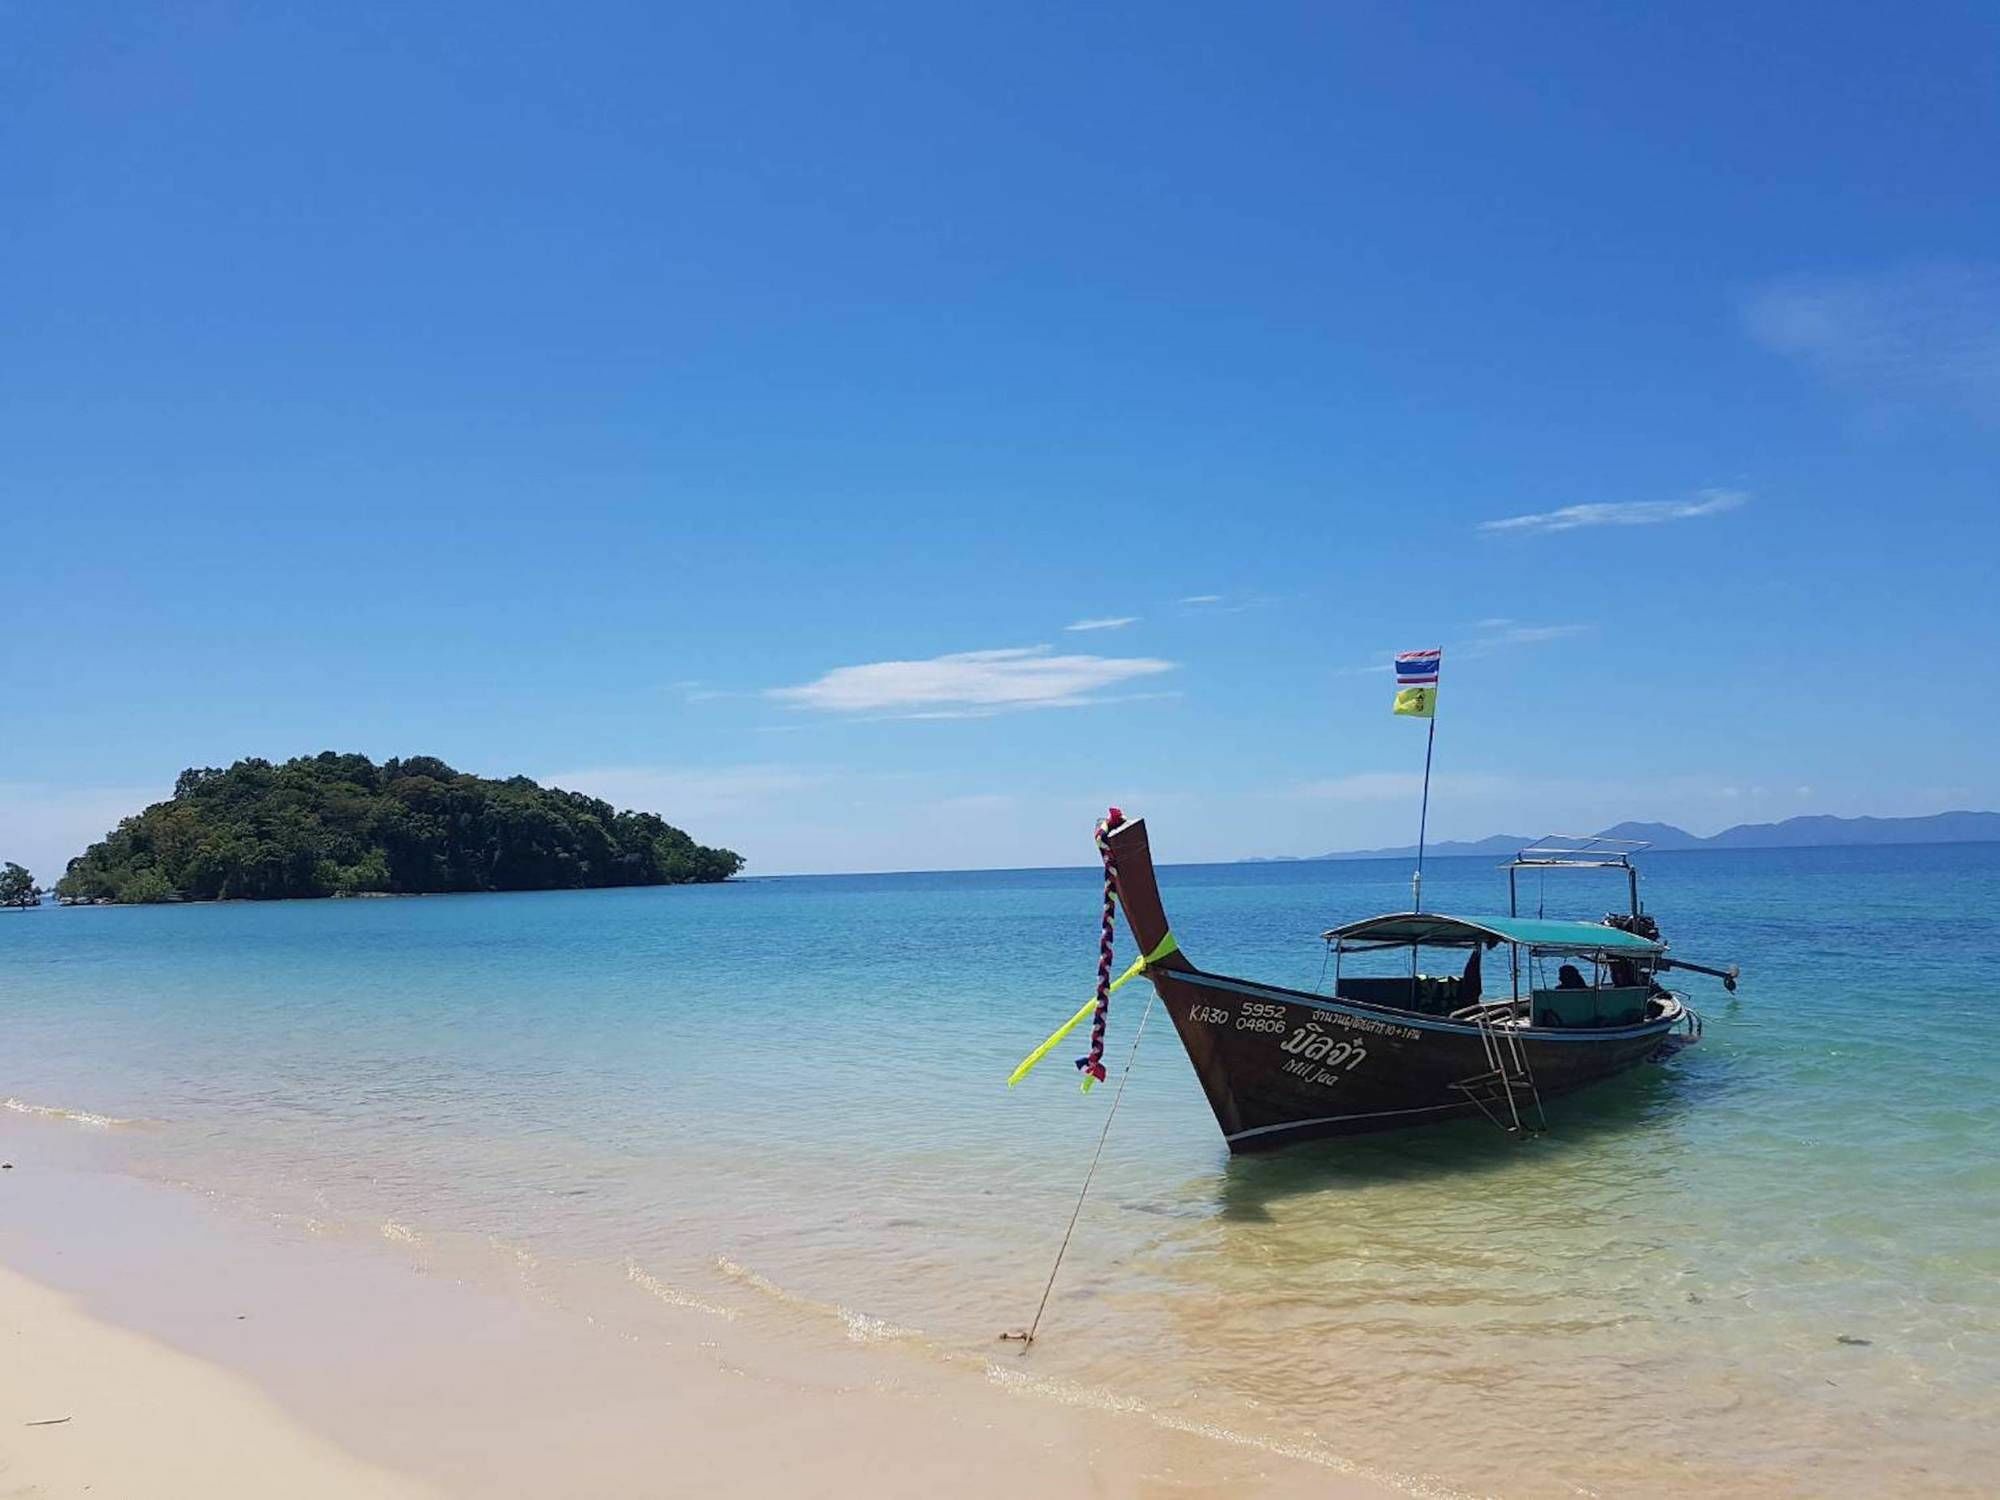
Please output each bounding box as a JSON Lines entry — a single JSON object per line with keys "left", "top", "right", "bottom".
{"left": 1603, "top": 911, "right": 1661, "bottom": 942}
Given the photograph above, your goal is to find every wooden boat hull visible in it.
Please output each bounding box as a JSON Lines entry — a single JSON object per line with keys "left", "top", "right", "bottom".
{"left": 1147, "top": 966, "right": 1687, "bottom": 1152}
{"left": 1097, "top": 815, "right": 1694, "bottom": 1153}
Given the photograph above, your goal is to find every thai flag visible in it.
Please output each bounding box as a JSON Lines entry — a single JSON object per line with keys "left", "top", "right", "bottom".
{"left": 1395, "top": 648, "right": 1441, "bottom": 685}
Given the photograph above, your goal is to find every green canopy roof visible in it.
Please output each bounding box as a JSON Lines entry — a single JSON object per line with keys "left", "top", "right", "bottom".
{"left": 1323, "top": 912, "right": 1664, "bottom": 955}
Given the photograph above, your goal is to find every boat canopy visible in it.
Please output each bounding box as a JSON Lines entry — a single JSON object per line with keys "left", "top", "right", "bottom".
{"left": 1323, "top": 912, "right": 1665, "bottom": 955}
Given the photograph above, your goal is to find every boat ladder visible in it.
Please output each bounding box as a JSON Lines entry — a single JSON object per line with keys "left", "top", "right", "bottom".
{"left": 1451, "top": 1006, "right": 1548, "bottom": 1136}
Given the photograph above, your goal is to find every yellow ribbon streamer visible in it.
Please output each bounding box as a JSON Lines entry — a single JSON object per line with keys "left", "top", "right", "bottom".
{"left": 1006, "top": 932, "right": 1180, "bottom": 1088}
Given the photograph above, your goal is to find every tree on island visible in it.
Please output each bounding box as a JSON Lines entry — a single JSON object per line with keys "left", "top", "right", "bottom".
{"left": 1, "top": 862, "right": 43, "bottom": 908}
{"left": 55, "top": 753, "right": 745, "bottom": 904}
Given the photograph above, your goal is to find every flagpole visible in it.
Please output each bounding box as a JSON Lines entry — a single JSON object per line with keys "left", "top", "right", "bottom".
{"left": 1413, "top": 713, "right": 1436, "bottom": 913}
{"left": 1393, "top": 648, "right": 1442, "bottom": 914}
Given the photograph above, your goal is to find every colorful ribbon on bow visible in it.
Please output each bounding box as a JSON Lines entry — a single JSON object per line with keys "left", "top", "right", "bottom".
{"left": 1074, "top": 816, "right": 1123, "bottom": 1086}
{"left": 1005, "top": 930, "right": 1180, "bottom": 1090}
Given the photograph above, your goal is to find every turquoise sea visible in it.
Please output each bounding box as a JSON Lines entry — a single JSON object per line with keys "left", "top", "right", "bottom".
{"left": 5, "top": 842, "right": 1998, "bottom": 1496}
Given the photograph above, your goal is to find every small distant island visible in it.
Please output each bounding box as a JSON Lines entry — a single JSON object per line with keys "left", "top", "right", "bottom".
{"left": 56, "top": 753, "right": 744, "bottom": 904}
{"left": 1257, "top": 810, "right": 2000, "bottom": 862}
{"left": 1, "top": 861, "right": 43, "bottom": 908}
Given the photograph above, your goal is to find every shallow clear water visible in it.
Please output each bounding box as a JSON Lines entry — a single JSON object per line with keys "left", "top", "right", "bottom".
{"left": 6, "top": 844, "right": 1998, "bottom": 1496}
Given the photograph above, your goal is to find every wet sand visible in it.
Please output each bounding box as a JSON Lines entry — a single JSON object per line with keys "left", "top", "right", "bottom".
{"left": 0, "top": 1258, "right": 433, "bottom": 1500}
{"left": 0, "top": 1142, "right": 1401, "bottom": 1499}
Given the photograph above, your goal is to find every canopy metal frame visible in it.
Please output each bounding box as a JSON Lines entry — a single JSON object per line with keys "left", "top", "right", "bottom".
{"left": 1506, "top": 834, "right": 1651, "bottom": 923}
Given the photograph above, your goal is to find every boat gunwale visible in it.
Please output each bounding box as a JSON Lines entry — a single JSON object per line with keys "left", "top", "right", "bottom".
{"left": 1157, "top": 962, "right": 1689, "bottom": 1042}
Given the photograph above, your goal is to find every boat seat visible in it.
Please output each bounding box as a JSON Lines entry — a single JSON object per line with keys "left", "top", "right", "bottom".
{"left": 1336, "top": 974, "right": 1463, "bottom": 1016}
{"left": 1531, "top": 985, "right": 1652, "bottom": 1028}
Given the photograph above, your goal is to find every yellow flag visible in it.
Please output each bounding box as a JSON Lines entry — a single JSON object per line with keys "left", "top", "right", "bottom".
{"left": 1393, "top": 686, "right": 1436, "bottom": 718}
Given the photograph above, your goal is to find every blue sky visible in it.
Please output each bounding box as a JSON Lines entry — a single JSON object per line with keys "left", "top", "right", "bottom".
{"left": 5, "top": 2, "right": 1998, "bottom": 878}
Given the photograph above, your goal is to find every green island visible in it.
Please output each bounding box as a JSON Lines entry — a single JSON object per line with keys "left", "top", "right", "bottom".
{"left": 56, "top": 753, "right": 744, "bottom": 904}
{"left": 1, "top": 862, "right": 43, "bottom": 908}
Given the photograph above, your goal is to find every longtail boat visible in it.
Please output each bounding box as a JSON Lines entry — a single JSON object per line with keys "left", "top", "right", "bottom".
{"left": 1095, "top": 816, "right": 1740, "bottom": 1153}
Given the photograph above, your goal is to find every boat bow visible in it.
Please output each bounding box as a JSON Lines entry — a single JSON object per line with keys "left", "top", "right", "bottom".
{"left": 1103, "top": 815, "right": 1195, "bottom": 978}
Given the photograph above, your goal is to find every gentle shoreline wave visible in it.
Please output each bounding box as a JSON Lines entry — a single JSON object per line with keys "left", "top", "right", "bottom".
{"left": 4, "top": 1097, "right": 135, "bottom": 1129}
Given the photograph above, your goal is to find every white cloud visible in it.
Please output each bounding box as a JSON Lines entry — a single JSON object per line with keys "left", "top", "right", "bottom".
{"left": 854, "top": 691, "right": 1182, "bottom": 722}
{"left": 768, "top": 646, "right": 1175, "bottom": 716}
{"left": 1064, "top": 616, "right": 1139, "bottom": 632}
{"left": 1745, "top": 262, "right": 2000, "bottom": 420}
{"left": 1480, "top": 490, "right": 1747, "bottom": 535}
{"left": 1469, "top": 621, "right": 1589, "bottom": 649}
{"left": 1179, "top": 594, "right": 1223, "bottom": 605}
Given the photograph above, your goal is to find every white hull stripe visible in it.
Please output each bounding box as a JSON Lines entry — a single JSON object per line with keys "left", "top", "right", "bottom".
{"left": 1227, "top": 1103, "right": 1467, "bottom": 1142}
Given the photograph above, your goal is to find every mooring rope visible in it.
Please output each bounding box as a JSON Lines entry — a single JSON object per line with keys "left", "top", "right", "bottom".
{"left": 1010, "top": 991, "right": 1156, "bottom": 1350}
{"left": 1001, "top": 808, "right": 1153, "bottom": 1349}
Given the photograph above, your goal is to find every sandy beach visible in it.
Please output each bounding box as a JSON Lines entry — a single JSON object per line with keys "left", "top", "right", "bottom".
{"left": 0, "top": 1261, "right": 434, "bottom": 1500}
{"left": 0, "top": 1128, "right": 1402, "bottom": 1500}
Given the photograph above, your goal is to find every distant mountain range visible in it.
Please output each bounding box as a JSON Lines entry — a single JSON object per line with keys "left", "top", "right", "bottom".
{"left": 1263, "top": 810, "right": 2000, "bottom": 862}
